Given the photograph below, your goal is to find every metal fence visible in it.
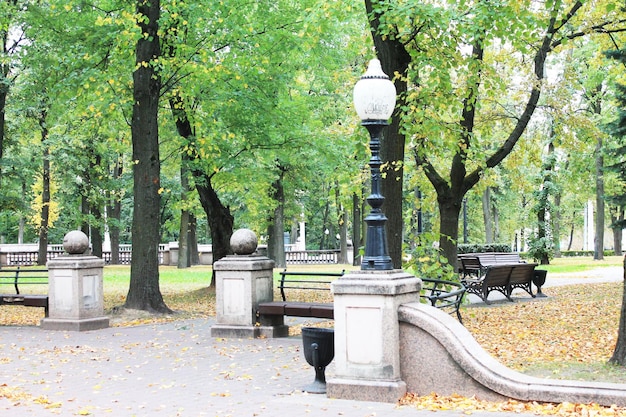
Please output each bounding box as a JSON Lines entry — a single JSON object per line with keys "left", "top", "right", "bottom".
{"left": 0, "top": 244, "right": 344, "bottom": 266}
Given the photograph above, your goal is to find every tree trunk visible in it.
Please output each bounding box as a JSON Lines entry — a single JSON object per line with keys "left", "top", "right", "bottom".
{"left": 319, "top": 200, "right": 330, "bottom": 250}
{"left": 195, "top": 175, "right": 233, "bottom": 283}
{"left": 339, "top": 209, "right": 348, "bottom": 264}
{"left": 588, "top": 83, "right": 605, "bottom": 260}
{"left": 178, "top": 208, "right": 190, "bottom": 268}
{"left": 352, "top": 192, "right": 362, "bottom": 266}
{"left": 107, "top": 156, "right": 123, "bottom": 265}
{"left": 537, "top": 197, "right": 549, "bottom": 264}
{"left": 268, "top": 167, "right": 286, "bottom": 268}
{"left": 553, "top": 192, "right": 562, "bottom": 258}
{"left": 108, "top": 196, "right": 121, "bottom": 264}
{"left": 90, "top": 154, "right": 103, "bottom": 258}
{"left": 493, "top": 202, "right": 500, "bottom": 243}
{"left": 177, "top": 163, "right": 190, "bottom": 268}
{"left": 613, "top": 208, "right": 624, "bottom": 256}
{"left": 482, "top": 187, "right": 493, "bottom": 244}
{"left": 17, "top": 180, "right": 28, "bottom": 244}
{"left": 266, "top": 220, "right": 273, "bottom": 257}
{"left": 609, "top": 255, "right": 626, "bottom": 365}
{"left": 91, "top": 204, "right": 103, "bottom": 258}
{"left": 167, "top": 89, "right": 232, "bottom": 277}
{"left": 462, "top": 198, "right": 468, "bottom": 245}
{"left": 535, "top": 141, "right": 555, "bottom": 265}
{"left": 189, "top": 213, "right": 199, "bottom": 264}
{"left": 125, "top": 0, "right": 171, "bottom": 313}
{"left": 438, "top": 191, "right": 463, "bottom": 270}
{"left": 81, "top": 193, "right": 89, "bottom": 237}
{"left": 0, "top": 77, "right": 6, "bottom": 191}
{"left": 595, "top": 133, "right": 605, "bottom": 260}
{"left": 567, "top": 212, "right": 575, "bottom": 251}
{"left": 37, "top": 109, "right": 50, "bottom": 266}
{"left": 335, "top": 185, "right": 348, "bottom": 264}
{"left": 364, "top": 0, "right": 412, "bottom": 269}
{"left": 0, "top": 16, "right": 11, "bottom": 190}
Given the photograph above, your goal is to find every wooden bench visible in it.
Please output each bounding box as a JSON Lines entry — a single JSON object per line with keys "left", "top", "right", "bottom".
{"left": 458, "top": 252, "right": 525, "bottom": 273}
{"left": 257, "top": 270, "right": 344, "bottom": 322}
{"left": 461, "top": 262, "right": 538, "bottom": 305}
{"left": 458, "top": 252, "right": 525, "bottom": 279}
{"left": 0, "top": 267, "right": 49, "bottom": 316}
{"left": 257, "top": 270, "right": 467, "bottom": 325}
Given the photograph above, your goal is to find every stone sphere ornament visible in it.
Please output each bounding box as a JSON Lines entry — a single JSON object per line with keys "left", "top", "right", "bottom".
{"left": 230, "top": 229, "right": 258, "bottom": 255}
{"left": 63, "top": 230, "right": 90, "bottom": 254}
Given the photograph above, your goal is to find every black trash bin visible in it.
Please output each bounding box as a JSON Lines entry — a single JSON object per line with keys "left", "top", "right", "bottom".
{"left": 301, "top": 327, "right": 334, "bottom": 394}
{"left": 533, "top": 269, "right": 548, "bottom": 297}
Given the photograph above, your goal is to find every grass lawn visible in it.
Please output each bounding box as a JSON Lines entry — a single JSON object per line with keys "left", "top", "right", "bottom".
{"left": 534, "top": 255, "right": 623, "bottom": 274}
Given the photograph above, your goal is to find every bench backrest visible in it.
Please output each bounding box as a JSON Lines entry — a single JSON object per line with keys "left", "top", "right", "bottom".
{"left": 0, "top": 267, "right": 48, "bottom": 294}
{"left": 460, "top": 257, "right": 483, "bottom": 273}
{"left": 483, "top": 265, "right": 513, "bottom": 286}
{"left": 460, "top": 252, "right": 522, "bottom": 266}
{"left": 489, "top": 252, "right": 523, "bottom": 264}
{"left": 508, "top": 263, "right": 536, "bottom": 285}
{"left": 278, "top": 270, "right": 344, "bottom": 302}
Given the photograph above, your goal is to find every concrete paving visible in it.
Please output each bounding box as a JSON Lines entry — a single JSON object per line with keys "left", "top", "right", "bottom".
{"left": 0, "top": 266, "right": 621, "bottom": 417}
{"left": 0, "top": 317, "right": 543, "bottom": 417}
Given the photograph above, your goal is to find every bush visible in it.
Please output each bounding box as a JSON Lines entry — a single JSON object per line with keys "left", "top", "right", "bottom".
{"left": 526, "top": 235, "right": 554, "bottom": 263}
{"left": 457, "top": 243, "right": 512, "bottom": 254}
{"left": 405, "top": 232, "right": 459, "bottom": 283}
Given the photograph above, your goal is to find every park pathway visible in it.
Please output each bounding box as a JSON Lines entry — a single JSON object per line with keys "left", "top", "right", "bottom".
{"left": 1, "top": 266, "right": 623, "bottom": 416}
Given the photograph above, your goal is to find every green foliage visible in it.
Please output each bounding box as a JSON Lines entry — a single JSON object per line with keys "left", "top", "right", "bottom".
{"left": 527, "top": 234, "right": 554, "bottom": 263}
{"left": 457, "top": 243, "right": 512, "bottom": 254}
{"left": 603, "top": 42, "right": 626, "bottom": 228}
{"left": 404, "top": 232, "right": 459, "bottom": 282}
{"left": 0, "top": 0, "right": 370, "bottom": 250}
{"left": 371, "top": 0, "right": 626, "bottom": 267}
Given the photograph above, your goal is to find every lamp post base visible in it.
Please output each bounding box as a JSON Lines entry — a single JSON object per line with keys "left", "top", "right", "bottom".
{"left": 327, "top": 378, "right": 407, "bottom": 403}
{"left": 361, "top": 256, "right": 393, "bottom": 270}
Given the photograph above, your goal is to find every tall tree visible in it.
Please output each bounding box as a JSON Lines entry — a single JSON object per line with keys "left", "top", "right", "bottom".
{"left": 532, "top": 141, "right": 556, "bottom": 265}
{"left": 36, "top": 105, "right": 50, "bottom": 265}
{"left": 587, "top": 83, "right": 606, "bottom": 260}
{"left": 610, "top": 255, "right": 626, "bottom": 366}
{"left": 605, "top": 28, "right": 626, "bottom": 366}
{"left": 267, "top": 163, "right": 287, "bottom": 268}
{"left": 125, "top": 0, "right": 171, "bottom": 313}
{"left": 482, "top": 187, "right": 493, "bottom": 244}
{"left": 0, "top": 0, "right": 22, "bottom": 180}
{"left": 364, "top": 0, "right": 626, "bottom": 268}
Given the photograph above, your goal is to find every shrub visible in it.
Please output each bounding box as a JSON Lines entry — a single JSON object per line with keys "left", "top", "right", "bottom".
{"left": 457, "top": 243, "right": 512, "bottom": 254}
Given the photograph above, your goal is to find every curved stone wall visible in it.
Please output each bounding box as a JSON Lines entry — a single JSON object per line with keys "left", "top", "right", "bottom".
{"left": 398, "top": 302, "right": 626, "bottom": 407}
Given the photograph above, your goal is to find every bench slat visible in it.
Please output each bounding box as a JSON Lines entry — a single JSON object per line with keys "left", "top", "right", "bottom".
{"left": 256, "top": 269, "right": 342, "bottom": 321}
{"left": 258, "top": 301, "right": 334, "bottom": 319}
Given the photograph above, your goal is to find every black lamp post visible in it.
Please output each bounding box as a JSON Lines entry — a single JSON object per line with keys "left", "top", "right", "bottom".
{"left": 353, "top": 59, "right": 397, "bottom": 271}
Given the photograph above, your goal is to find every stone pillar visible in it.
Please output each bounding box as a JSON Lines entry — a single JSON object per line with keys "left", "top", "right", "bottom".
{"left": 326, "top": 269, "right": 421, "bottom": 403}
{"left": 41, "top": 230, "right": 109, "bottom": 331}
{"left": 210, "top": 229, "right": 276, "bottom": 338}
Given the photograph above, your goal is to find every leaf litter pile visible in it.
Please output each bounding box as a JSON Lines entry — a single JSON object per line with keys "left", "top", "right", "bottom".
{"left": 2, "top": 280, "right": 626, "bottom": 415}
